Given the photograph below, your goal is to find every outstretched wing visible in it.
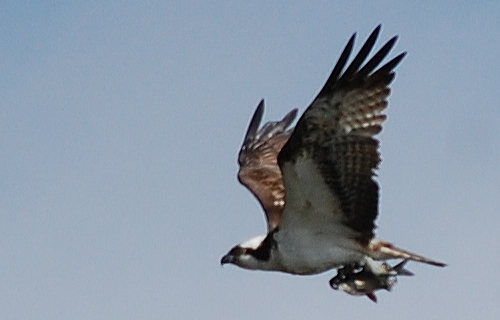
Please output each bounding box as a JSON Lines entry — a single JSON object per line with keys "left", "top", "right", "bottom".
{"left": 278, "top": 25, "right": 406, "bottom": 245}
{"left": 238, "top": 100, "right": 298, "bottom": 231}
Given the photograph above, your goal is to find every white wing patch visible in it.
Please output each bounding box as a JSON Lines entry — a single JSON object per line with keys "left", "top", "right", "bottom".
{"left": 273, "top": 155, "right": 364, "bottom": 274}
{"left": 280, "top": 155, "right": 353, "bottom": 236}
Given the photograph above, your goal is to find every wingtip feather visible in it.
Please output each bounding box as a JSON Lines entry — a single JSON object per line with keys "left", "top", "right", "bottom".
{"left": 244, "top": 100, "right": 265, "bottom": 141}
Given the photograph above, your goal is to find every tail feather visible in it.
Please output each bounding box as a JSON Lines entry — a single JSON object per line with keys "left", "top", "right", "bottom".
{"left": 392, "top": 260, "right": 415, "bottom": 276}
{"left": 368, "top": 239, "right": 447, "bottom": 267}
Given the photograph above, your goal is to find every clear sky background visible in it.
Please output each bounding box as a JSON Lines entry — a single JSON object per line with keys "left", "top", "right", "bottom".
{"left": 1, "top": 1, "right": 499, "bottom": 319}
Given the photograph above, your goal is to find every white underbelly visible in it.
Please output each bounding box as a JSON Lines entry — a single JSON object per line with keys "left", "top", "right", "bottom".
{"left": 275, "top": 157, "right": 369, "bottom": 275}
{"left": 274, "top": 232, "right": 365, "bottom": 275}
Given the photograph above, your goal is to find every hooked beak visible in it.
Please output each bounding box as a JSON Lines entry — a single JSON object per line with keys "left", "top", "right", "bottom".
{"left": 220, "top": 254, "right": 234, "bottom": 265}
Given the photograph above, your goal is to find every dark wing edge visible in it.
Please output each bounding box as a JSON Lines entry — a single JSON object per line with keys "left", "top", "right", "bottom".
{"left": 238, "top": 100, "right": 298, "bottom": 231}
{"left": 278, "top": 25, "right": 406, "bottom": 245}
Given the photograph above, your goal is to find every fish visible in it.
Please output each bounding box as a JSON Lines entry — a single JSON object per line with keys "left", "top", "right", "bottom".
{"left": 329, "top": 260, "right": 413, "bottom": 302}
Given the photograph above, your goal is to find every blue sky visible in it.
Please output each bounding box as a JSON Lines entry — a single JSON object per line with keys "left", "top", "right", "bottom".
{"left": 1, "top": 1, "right": 499, "bottom": 319}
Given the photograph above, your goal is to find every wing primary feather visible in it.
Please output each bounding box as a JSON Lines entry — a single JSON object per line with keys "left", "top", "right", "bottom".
{"left": 241, "top": 99, "right": 265, "bottom": 149}
{"left": 318, "top": 33, "right": 356, "bottom": 97}
{"left": 369, "top": 52, "right": 407, "bottom": 82}
{"left": 257, "top": 109, "right": 298, "bottom": 141}
{"left": 261, "top": 109, "right": 298, "bottom": 137}
{"left": 356, "top": 36, "right": 398, "bottom": 79}
{"left": 339, "top": 25, "right": 381, "bottom": 82}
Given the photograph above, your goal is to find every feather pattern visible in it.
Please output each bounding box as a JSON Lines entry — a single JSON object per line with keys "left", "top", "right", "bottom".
{"left": 238, "top": 100, "right": 298, "bottom": 231}
{"left": 278, "top": 25, "right": 406, "bottom": 245}
{"left": 221, "top": 26, "right": 446, "bottom": 286}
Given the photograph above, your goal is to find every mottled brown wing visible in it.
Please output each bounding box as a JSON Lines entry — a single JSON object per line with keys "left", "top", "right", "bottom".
{"left": 238, "top": 100, "right": 298, "bottom": 231}
{"left": 278, "top": 25, "right": 406, "bottom": 245}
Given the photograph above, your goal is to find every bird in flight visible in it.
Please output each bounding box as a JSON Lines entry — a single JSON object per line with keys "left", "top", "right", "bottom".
{"left": 220, "top": 25, "right": 446, "bottom": 301}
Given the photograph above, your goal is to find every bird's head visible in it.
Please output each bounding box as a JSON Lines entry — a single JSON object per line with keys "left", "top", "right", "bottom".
{"left": 220, "top": 234, "right": 274, "bottom": 271}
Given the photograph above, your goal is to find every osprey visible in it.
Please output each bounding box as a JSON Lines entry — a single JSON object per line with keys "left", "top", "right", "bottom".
{"left": 221, "top": 26, "right": 446, "bottom": 298}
